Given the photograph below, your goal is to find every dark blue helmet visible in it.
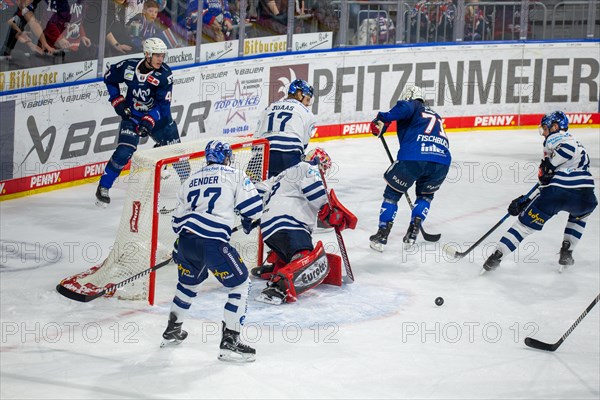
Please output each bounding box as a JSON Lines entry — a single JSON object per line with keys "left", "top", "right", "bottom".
{"left": 288, "top": 79, "right": 314, "bottom": 98}
{"left": 205, "top": 140, "right": 232, "bottom": 165}
{"left": 540, "top": 111, "right": 569, "bottom": 131}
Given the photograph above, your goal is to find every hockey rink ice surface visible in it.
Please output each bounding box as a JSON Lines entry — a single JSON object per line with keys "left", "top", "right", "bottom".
{"left": 1, "top": 128, "right": 599, "bottom": 399}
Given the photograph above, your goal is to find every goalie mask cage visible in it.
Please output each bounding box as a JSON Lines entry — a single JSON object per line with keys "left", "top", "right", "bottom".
{"left": 58, "top": 137, "right": 269, "bottom": 305}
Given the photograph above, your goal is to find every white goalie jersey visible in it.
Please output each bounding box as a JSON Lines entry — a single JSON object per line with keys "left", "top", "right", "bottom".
{"left": 543, "top": 131, "right": 594, "bottom": 189}
{"left": 255, "top": 98, "right": 317, "bottom": 154}
{"left": 172, "top": 164, "right": 263, "bottom": 242}
{"left": 256, "top": 162, "right": 328, "bottom": 240}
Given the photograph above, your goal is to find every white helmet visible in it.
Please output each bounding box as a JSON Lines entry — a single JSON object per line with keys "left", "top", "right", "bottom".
{"left": 143, "top": 37, "right": 167, "bottom": 57}
{"left": 400, "top": 85, "right": 424, "bottom": 101}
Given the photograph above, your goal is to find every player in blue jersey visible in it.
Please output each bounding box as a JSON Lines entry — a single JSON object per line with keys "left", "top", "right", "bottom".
{"left": 368, "top": 86, "right": 451, "bottom": 252}
{"left": 96, "top": 37, "right": 184, "bottom": 207}
{"left": 484, "top": 111, "right": 597, "bottom": 272}
{"left": 255, "top": 79, "right": 316, "bottom": 178}
{"left": 161, "top": 140, "right": 263, "bottom": 362}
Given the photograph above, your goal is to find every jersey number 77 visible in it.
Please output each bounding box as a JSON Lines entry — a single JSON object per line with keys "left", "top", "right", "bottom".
{"left": 421, "top": 112, "right": 447, "bottom": 139}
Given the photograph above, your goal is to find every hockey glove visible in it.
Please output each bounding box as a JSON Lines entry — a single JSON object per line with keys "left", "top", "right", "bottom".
{"left": 318, "top": 204, "right": 347, "bottom": 231}
{"left": 111, "top": 96, "right": 131, "bottom": 120}
{"left": 508, "top": 195, "right": 532, "bottom": 216}
{"left": 241, "top": 218, "right": 255, "bottom": 234}
{"left": 370, "top": 118, "right": 390, "bottom": 138}
{"left": 137, "top": 115, "right": 155, "bottom": 138}
{"left": 538, "top": 158, "right": 555, "bottom": 185}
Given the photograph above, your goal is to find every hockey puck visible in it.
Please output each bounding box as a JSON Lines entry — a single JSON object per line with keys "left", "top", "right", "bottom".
{"left": 435, "top": 297, "right": 444, "bottom": 306}
{"left": 444, "top": 245, "right": 457, "bottom": 259}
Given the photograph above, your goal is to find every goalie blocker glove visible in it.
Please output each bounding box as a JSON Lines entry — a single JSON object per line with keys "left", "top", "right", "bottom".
{"left": 508, "top": 195, "right": 532, "bottom": 216}
{"left": 111, "top": 96, "right": 131, "bottom": 120}
{"left": 137, "top": 115, "right": 156, "bottom": 137}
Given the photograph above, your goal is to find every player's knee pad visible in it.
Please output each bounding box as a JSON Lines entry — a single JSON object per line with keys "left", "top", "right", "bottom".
{"left": 109, "top": 144, "right": 136, "bottom": 170}
{"left": 383, "top": 185, "right": 402, "bottom": 203}
{"left": 212, "top": 243, "right": 249, "bottom": 288}
{"left": 518, "top": 202, "right": 552, "bottom": 231}
{"left": 274, "top": 241, "right": 335, "bottom": 302}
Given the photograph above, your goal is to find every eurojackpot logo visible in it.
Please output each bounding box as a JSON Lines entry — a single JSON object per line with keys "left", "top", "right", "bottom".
{"left": 268, "top": 64, "right": 309, "bottom": 104}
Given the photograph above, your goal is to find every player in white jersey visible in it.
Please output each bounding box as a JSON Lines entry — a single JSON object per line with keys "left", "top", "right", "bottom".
{"left": 255, "top": 79, "right": 317, "bottom": 177}
{"left": 161, "top": 140, "right": 263, "bottom": 362}
{"left": 251, "top": 148, "right": 357, "bottom": 305}
{"left": 484, "top": 111, "right": 597, "bottom": 272}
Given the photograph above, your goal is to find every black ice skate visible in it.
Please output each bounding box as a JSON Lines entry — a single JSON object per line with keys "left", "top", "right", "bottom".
{"left": 403, "top": 217, "right": 422, "bottom": 248}
{"left": 250, "top": 264, "right": 274, "bottom": 278}
{"left": 483, "top": 250, "right": 503, "bottom": 272}
{"left": 160, "top": 312, "right": 188, "bottom": 348}
{"left": 255, "top": 280, "right": 287, "bottom": 305}
{"left": 558, "top": 240, "right": 574, "bottom": 273}
{"left": 95, "top": 184, "right": 110, "bottom": 208}
{"left": 219, "top": 321, "right": 256, "bottom": 363}
{"left": 369, "top": 222, "right": 394, "bottom": 252}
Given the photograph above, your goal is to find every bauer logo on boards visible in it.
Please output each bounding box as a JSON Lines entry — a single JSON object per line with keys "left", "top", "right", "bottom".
{"left": 130, "top": 201, "right": 141, "bottom": 233}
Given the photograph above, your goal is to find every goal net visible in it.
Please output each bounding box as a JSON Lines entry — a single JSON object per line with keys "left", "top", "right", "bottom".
{"left": 57, "top": 137, "right": 269, "bottom": 305}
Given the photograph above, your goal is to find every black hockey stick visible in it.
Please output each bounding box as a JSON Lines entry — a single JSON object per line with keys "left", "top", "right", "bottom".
{"left": 56, "top": 223, "right": 257, "bottom": 302}
{"left": 447, "top": 184, "right": 539, "bottom": 259}
{"left": 318, "top": 166, "right": 355, "bottom": 283}
{"left": 379, "top": 135, "right": 441, "bottom": 242}
{"left": 524, "top": 293, "right": 600, "bottom": 352}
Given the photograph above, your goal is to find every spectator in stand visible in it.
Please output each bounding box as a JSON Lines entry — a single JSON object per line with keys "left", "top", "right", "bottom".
{"left": 2, "top": 0, "right": 55, "bottom": 56}
{"left": 53, "top": 0, "right": 98, "bottom": 62}
{"left": 40, "top": 0, "right": 71, "bottom": 49}
{"left": 407, "top": 0, "right": 455, "bottom": 43}
{"left": 106, "top": 0, "right": 134, "bottom": 56}
{"left": 126, "top": 0, "right": 163, "bottom": 51}
{"left": 203, "top": 0, "right": 234, "bottom": 42}
{"left": 464, "top": 0, "right": 491, "bottom": 41}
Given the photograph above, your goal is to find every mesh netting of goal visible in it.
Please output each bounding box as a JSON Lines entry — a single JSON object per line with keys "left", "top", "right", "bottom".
{"left": 57, "top": 137, "right": 269, "bottom": 305}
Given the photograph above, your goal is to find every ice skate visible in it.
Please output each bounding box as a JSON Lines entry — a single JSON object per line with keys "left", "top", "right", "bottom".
{"left": 255, "top": 280, "right": 287, "bottom": 305}
{"left": 160, "top": 312, "right": 188, "bottom": 347}
{"left": 95, "top": 185, "right": 110, "bottom": 208}
{"left": 558, "top": 240, "right": 574, "bottom": 273}
{"left": 218, "top": 322, "right": 256, "bottom": 362}
{"left": 250, "top": 264, "right": 274, "bottom": 279}
{"left": 369, "top": 222, "right": 393, "bottom": 252}
{"left": 483, "top": 250, "right": 503, "bottom": 272}
{"left": 403, "top": 217, "right": 422, "bottom": 249}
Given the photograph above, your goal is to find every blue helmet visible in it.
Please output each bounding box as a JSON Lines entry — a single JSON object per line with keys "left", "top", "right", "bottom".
{"left": 205, "top": 140, "right": 232, "bottom": 165}
{"left": 540, "top": 111, "right": 569, "bottom": 132}
{"left": 288, "top": 79, "right": 314, "bottom": 99}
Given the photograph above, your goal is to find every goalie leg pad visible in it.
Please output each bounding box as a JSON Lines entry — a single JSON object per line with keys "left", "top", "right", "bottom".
{"left": 277, "top": 241, "right": 329, "bottom": 302}
{"left": 322, "top": 253, "right": 342, "bottom": 286}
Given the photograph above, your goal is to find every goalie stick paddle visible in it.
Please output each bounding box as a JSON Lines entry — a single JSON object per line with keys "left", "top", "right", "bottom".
{"left": 448, "top": 184, "right": 539, "bottom": 259}
{"left": 524, "top": 293, "right": 600, "bottom": 352}
{"left": 318, "top": 166, "right": 355, "bottom": 283}
{"left": 56, "top": 223, "right": 257, "bottom": 302}
{"left": 378, "top": 136, "right": 441, "bottom": 242}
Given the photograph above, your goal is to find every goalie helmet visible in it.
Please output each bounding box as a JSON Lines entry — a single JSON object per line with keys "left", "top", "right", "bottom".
{"left": 305, "top": 147, "right": 332, "bottom": 171}
{"left": 143, "top": 37, "right": 167, "bottom": 57}
{"left": 540, "top": 111, "right": 569, "bottom": 131}
{"left": 205, "top": 140, "right": 233, "bottom": 165}
{"left": 400, "top": 85, "right": 424, "bottom": 102}
{"left": 288, "top": 79, "right": 314, "bottom": 99}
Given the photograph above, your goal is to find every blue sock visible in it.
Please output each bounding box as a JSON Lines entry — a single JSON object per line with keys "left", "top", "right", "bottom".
{"left": 379, "top": 199, "right": 397, "bottom": 227}
{"left": 411, "top": 198, "right": 431, "bottom": 221}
